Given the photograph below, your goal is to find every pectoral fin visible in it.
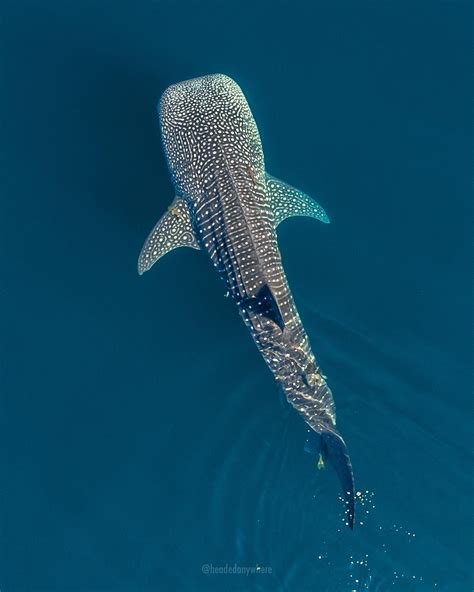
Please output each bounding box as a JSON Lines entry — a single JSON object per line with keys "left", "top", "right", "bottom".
{"left": 266, "top": 173, "right": 330, "bottom": 227}
{"left": 138, "top": 196, "right": 200, "bottom": 275}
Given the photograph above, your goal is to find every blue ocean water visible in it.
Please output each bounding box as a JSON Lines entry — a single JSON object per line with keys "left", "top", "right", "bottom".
{"left": 1, "top": 1, "right": 472, "bottom": 590}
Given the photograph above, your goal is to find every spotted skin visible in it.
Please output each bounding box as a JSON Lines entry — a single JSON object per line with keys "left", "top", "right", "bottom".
{"left": 138, "top": 197, "right": 200, "bottom": 270}
{"left": 266, "top": 174, "right": 330, "bottom": 226}
{"left": 139, "top": 74, "right": 355, "bottom": 528}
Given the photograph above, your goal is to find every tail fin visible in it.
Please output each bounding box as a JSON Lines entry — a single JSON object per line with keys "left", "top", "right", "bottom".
{"left": 320, "top": 427, "right": 355, "bottom": 529}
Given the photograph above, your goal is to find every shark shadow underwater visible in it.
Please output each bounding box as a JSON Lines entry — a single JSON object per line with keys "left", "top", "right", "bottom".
{"left": 138, "top": 74, "right": 355, "bottom": 529}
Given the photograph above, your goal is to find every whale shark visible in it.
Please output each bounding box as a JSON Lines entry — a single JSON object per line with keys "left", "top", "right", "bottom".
{"left": 138, "top": 74, "right": 355, "bottom": 528}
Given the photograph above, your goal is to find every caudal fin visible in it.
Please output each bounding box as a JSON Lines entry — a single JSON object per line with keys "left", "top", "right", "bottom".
{"left": 320, "top": 428, "right": 355, "bottom": 529}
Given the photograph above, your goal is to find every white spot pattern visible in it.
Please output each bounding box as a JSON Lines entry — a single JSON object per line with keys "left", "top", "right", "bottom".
{"left": 154, "top": 74, "right": 336, "bottom": 429}
{"left": 138, "top": 196, "right": 200, "bottom": 274}
{"left": 266, "top": 174, "right": 330, "bottom": 226}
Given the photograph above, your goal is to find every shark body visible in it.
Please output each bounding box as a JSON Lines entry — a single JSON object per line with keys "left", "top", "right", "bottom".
{"left": 138, "top": 74, "right": 355, "bottom": 528}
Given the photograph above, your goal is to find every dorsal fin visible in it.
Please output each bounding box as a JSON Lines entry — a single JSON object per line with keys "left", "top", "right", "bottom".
{"left": 266, "top": 173, "right": 330, "bottom": 227}
{"left": 241, "top": 284, "right": 285, "bottom": 331}
{"left": 137, "top": 196, "right": 200, "bottom": 275}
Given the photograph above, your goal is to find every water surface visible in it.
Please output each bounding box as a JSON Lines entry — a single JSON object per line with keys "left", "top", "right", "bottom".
{"left": 1, "top": 1, "right": 472, "bottom": 590}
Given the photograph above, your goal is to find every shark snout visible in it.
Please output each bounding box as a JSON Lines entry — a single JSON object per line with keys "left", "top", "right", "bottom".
{"left": 159, "top": 74, "right": 245, "bottom": 123}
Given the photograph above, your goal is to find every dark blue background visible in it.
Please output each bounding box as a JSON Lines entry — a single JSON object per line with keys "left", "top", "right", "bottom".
{"left": 1, "top": 1, "right": 472, "bottom": 590}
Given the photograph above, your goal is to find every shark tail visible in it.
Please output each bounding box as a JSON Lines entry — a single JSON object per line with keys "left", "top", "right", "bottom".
{"left": 320, "top": 426, "right": 355, "bottom": 529}
{"left": 306, "top": 424, "right": 355, "bottom": 529}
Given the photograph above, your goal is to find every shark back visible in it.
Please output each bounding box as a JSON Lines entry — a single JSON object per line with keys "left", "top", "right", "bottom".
{"left": 138, "top": 74, "right": 355, "bottom": 529}
{"left": 159, "top": 76, "right": 285, "bottom": 313}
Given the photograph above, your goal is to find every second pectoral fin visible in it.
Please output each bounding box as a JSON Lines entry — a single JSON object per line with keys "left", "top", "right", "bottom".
{"left": 266, "top": 173, "right": 330, "bottom": 227}
{"left": 137, "top": 196, "right": 200, "bottom": 275}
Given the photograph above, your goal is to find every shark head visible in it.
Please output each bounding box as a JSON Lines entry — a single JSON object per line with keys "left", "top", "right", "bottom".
{"left": 158, "top": 74, "right": 262, "bottom": 198}
{"left": 159, "top": 74, "right": 245, "bottom": 121}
